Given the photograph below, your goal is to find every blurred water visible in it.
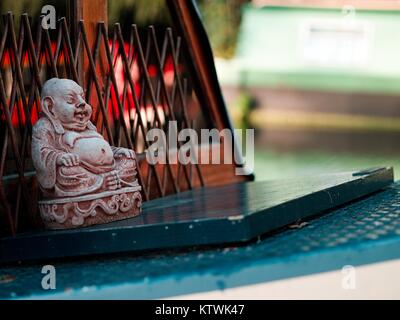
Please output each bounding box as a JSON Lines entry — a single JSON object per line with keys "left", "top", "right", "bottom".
{"left": 254, "top": 149, "right": 400, "bottom": 181}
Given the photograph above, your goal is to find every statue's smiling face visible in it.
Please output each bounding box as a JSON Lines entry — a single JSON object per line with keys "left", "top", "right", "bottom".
{"left": 49, "top": 80, "right": 92, "bottom": 131}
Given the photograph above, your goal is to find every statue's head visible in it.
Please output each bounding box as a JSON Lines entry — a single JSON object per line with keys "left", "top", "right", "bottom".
{"left": 41, "top": 78, "right": 93, "bottom": 133}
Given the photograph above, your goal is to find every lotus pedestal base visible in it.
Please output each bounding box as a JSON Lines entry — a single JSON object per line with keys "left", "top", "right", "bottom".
{"left": 38, "top": 186, "right": 142, "bottom": 229}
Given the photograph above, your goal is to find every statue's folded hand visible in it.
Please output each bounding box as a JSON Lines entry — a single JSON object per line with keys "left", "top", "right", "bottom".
{"left": 105, "top": 170, "right": 121, "bottom": 190}
{"left": 57, "top": 153, "right": 80, "bottom": 167}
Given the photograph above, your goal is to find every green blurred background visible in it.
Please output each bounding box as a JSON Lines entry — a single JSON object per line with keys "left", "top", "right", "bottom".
{"left": 202, "top": 0, "right": 400, "bottom": 180}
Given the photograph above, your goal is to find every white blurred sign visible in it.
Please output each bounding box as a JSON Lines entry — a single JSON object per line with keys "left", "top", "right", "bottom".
{"left": 298, "top": 10, "right": 374, "bottom": 68}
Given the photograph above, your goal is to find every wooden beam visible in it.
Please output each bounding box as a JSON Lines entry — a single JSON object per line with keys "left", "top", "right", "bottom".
{"left": 166, "top": 0, "right": 231, "bottom": 131}
{"left": 67, "top": 0, "right": 108, "bottom": 85}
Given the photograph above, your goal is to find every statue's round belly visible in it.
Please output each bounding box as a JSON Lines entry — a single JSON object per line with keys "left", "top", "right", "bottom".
{"left": 72, "top": 138, "right": 114, "bottom": 165}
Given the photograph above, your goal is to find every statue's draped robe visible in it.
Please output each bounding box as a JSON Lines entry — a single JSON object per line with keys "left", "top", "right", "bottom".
{"left": 32, "top": 117, "right": 136, "bottom": 198}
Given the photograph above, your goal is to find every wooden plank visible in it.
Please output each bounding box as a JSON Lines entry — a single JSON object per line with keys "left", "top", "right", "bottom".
{"left": 0, "top": 167, "right": 393, "bottom": 263}
{"left": 166, "top": 0, "right": 253, "bottom": 184}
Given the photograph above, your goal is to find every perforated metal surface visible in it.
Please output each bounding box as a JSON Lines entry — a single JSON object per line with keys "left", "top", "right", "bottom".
{"left": 0, "top": 182, "right": 399, "bottom": 299}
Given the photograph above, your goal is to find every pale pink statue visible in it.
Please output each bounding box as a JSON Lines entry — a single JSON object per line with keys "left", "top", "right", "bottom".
{"left": 32, "top": 78, "right": 142, "bottom": 229}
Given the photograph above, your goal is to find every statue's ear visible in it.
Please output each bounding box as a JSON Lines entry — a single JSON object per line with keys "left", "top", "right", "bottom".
{"left": 41, "top": 96, "right": 64, "bottom": 134}
{"left": 42, "top": 96, "right": 54, "bottom": 116}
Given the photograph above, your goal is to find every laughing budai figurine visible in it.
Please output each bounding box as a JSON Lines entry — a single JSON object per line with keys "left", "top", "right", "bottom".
{"left": 32, "top": 78, "right": 142, "bottom": 229}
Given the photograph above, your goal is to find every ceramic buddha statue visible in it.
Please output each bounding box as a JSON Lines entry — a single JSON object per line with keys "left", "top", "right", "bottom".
{"left": 32, "top": 78, "right": 142, "bottom": 229}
